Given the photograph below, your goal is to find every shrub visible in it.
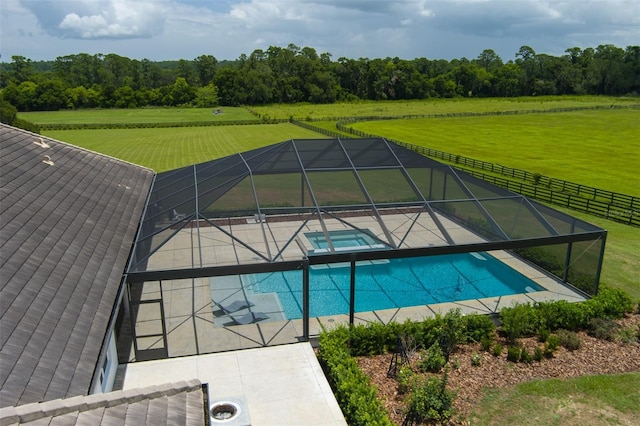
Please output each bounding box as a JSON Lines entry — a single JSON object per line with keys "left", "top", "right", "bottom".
{"left": 557, "top": 329, "right": 582, "bottom": 351}
{"left": 464, "top": 313, "right": 496, "bottom": 343}
{"left": 500, "top": 303, "right": 539, "bottom": 342}
{"left": 588, "top": 317, "right": 619, "bottom": 341}
{"left": 617, "top": 326, "right": 638, "bottom": 345}
{"left": 480, "top": 336, "right": 493, "bottom": 352}
{"left": 534, "top": 346, "right": 544, "bottom": 361}
{"left": 420, "top": 343, "right": 447, "bottom": 373}
{"left": 546, "top": 334, "right": 560, "bottom": 351}
{"left": 438, "top": 309, "right": 467, "bottom": 359}
{"left": 520, "top": 347, "right": 532, "bottom": 363}
{"left": 471, "top": 352, "right": 482, "bottom": 366}
{"left": 535, "top": 300, "right": 588, "bottom": 331}
{"left": 538, "top": 327, "right": 551, "bottom": 343}
{"left": 397, "top": 365, "right": 414, "bottom": 394}
{"left": 348, "top": 322, "right": 397, "bottom": 356}
{"left": 451, "top": 357, "right": 461, "bottom": 370}
{"left": 492, "top": 343, "right": 503, "bottom": 357}
{"left": 507, "top": 346, "right": 521, "bottom": 363}
{"left": 543, "top": 334, "right": 560, "bottom": 358}
{"left": 586, "top": 287, "right": 635, "bottom": 319}
{"left": 404, "top": 370, "right": 455, "bottom": 424}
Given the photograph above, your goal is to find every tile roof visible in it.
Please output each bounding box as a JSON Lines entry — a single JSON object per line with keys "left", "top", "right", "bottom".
{"left": 0, "top": 125, "right": 154, "bottom": 408}
{"left": 0, "top": 379, "right": 204, "bottom": 425}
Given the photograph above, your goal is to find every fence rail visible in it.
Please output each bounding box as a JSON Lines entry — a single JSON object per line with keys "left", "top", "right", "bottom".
{"left": 322, "top": 120, "right": 639, "bottom": 227}
{"left": 455, "top": 168, "right": 638, "bottom": 226}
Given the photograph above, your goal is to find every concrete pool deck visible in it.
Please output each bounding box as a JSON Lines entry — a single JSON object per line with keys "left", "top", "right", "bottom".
{"left": 126, "top": 209, "right": 590, "bottom": 360}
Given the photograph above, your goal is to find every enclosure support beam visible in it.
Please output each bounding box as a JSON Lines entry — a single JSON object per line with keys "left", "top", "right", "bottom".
{"left": 562, "top": 220, "right": 576, "bottom": 282}
{"left": 594, "top": 231, "right": 607, "bottom": 295}
{"left": 302, "top": 259, "right": 310, "bottom": 341}
{"left": 349, "top": 256, "right": 356, "bottom": 325}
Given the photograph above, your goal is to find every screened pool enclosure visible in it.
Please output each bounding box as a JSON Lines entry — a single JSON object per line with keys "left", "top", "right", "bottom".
{"left": 122, "top": 138, "right": 606, "bottom": 361}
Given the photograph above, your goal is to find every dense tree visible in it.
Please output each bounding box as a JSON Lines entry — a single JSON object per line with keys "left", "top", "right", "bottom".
{"left": 1, "top": 43, "right": 637, "bottom": 111}
{"left": 194, "top": 55, "right": 218, "bottom": 86}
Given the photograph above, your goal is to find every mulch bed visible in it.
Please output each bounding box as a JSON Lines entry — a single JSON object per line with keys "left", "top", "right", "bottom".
{"left": 356, "top": 312, "right": 640, "bottom": 425}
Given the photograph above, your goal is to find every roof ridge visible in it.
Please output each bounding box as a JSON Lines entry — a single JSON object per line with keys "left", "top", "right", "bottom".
{"left": 0, "top": 379, "right": 202, "bottom": 424}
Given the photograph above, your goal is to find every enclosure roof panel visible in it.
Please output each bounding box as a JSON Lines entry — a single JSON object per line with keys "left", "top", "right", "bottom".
{"left": 129, "top": 138, "right": 606, "bottom": 274}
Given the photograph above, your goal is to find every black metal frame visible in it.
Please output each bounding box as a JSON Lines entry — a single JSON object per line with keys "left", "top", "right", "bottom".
{"left": 123, "top": 138, "right": 608, "bottom": 350}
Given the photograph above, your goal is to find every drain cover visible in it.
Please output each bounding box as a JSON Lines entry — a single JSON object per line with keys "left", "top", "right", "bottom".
{"left": 212, "top": 403, "right": 238, "bottom": 420}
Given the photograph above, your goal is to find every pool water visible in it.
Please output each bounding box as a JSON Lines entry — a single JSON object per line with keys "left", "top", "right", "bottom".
{"left": 304, "top": 229, "right": 388, "bottom": 253}
{"left": 240, "top": 252, "right": 543, "bottom": 320}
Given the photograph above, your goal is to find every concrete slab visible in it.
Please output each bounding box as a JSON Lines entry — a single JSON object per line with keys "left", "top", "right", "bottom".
{"left": 122, "top": 343, "right": 347, "bottom": 426}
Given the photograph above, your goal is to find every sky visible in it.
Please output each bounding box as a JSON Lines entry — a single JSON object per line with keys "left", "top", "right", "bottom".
{"left": 1, "top": 0, "right": 639, "bottom": 63}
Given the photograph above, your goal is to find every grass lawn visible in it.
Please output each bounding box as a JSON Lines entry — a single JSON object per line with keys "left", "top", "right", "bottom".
{"left": 44, "top": 123, "right": 324, "bottom": 172}
{"left": 250, "top": 96, "right": 638, "bottom": 120}
{"left": 20, "top": 107, "right": 258, "bottom": 124}
{"left": 468, "top": 372, "right": 640, "bottom": 425}
{"left": 351, "top": 109, "right": 640, "bottom": 195}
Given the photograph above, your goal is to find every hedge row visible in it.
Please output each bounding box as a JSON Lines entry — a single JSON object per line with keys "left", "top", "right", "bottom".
{"left": 37, "top": 119, "right": 285, "bottom": 131}
{"left": 317, "top": 326, "right": 393, "bottom": 426}
{"left": 500, "top": 287, "right": 635, "bottom": 341}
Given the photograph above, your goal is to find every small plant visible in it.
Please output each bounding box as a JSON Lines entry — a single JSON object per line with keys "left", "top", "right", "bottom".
{"left": 588, "top": 317, "right": 619, "bottom": 342}
{"left": 397, "top": 365, "right": 414, "bottom": 394}
{"left": 507, "top": 346, "right": 521, "bottom": 363}
{"left": 471, "top": 352, "right": 482, "bottom": 366}
{"left": 492, "top": 343, "right": 503, "bottom": 357}
{"left": 420, "top": 343, "right": 447, "bottom": 373}
{"left": 520, "top": 347, "right": 532, "bottom": 363}
{"left": 500, "top": 303, "right": 540, "bottom": 342}
{"left": 534, "top": 346, "right": 544, "bottom": 361}
{"left": 451, "top": 357, "right": 461, "bottom": 370}
{"left": 480, "top": 336, "right": 493, "bottom": 352}
{"left": 557, "top": 329, "right": 582, "bottom": 351}
{"left": 546, "top": 334, "right": 560, "bottom": 351}
{"left": 618, "top": 326, "right": 638, "bottom": 345}
{"left": 438, "top": 308, "right": 467, "bottom": 359}
{"left": 464, "top": 313, "right": 496, "bottom": 343}
{"left": 404, "top": 369, "right": 455, "bottom": 424}
{"left": 543, "top": 343, "right": 555, "bottom": 359}
{"left": 538, "top": 327, "right": 551, "bottom": 343}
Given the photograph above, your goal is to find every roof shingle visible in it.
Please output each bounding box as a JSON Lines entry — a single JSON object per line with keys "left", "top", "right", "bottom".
{"left": 1, "top": 125, "right": 155, "bottom": 408}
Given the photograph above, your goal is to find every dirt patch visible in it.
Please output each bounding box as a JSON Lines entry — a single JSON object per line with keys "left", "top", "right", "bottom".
{"left": 356, "top": 313, "right": 640, "bottom": 425}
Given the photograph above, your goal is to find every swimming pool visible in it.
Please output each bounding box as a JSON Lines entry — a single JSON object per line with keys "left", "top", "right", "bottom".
{"left": 239, "top": 252, "right": 543, "bottom": 320}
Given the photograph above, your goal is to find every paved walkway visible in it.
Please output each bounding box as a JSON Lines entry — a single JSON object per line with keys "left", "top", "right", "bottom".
{"left": 122, "top": 343, "right": 347, "bottom": 426}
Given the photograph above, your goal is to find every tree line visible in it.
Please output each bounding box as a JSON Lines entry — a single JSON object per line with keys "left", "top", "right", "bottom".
{"left": 1, "top": 43, "right": 638, "bottom": 111}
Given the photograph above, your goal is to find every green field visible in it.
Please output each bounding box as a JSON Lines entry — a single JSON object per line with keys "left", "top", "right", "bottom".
{"left": 468, "top": 373, "right": 640, "bottom": 425}
{"left": 44, "top": 124, "right": 324, "bottom": 171}
{"left": 20, "top": 107, "right": 258, "bottom": 124}
{"left": 250, "top": 96, "right": 639, "bottom": 120}
{"left": 351, "top": 109, "right": 640, "bottom": 195}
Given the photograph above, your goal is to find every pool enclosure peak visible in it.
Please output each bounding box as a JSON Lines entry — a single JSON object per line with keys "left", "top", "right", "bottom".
{"left": 127, "top": 138, "right": 606, "bottom": 295}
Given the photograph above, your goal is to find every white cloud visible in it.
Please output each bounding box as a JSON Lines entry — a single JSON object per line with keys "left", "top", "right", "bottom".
{"left": 18, "top": 0, "right": 167, "bottom": 39}
{"left": 2, "top": 0, "right": 638, "bottom": 61}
